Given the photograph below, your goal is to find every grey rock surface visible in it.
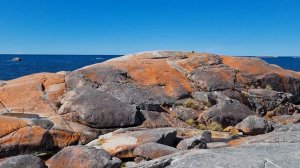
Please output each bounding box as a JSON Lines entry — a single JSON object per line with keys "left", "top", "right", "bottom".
{"left": 168, "top": 143, "right": 300, "bottom": 168}
{"left": 232, "top": 131, "right": 300, "bottom": 144}
{"left": 130, "top": 143, "right": 300, "bottom": 168}
{"left": 0, "top": 155, "right": 46, "bottom": 168}
{"left": 58, "top": 85, "right": 142, "bottom": 128}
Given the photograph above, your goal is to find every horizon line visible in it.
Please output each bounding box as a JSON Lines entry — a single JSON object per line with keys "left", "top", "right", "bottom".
{"left": 0, "top": 53, "right": 299, "bottom": 57}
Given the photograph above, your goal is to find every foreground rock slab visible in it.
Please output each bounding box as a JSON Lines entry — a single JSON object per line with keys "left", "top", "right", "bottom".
{"left": 228, "top": 130, "right": 300, "bottom": 146}
{"left": 130, "top": 143, "right": 300, "bottom": 168}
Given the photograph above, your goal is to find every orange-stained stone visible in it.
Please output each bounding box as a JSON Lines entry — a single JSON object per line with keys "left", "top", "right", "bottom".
{"left": 0, "top": 73, "right": 66, "bottom": 116}
{"left": 227, "top": 138, "right": 244, "bottom": 146}
{"left": 176, "top": 53, "right": 220, "bottom": 73}
{"left": 107, "top": 57, "right": 192, "bottom": 98}
{"left": 221, "top": 56, "right": 300, "bottom": 78}
{"left": 49, "top": 129, "right": 80, "bottom": 148}
{"left": 0, "top": 116, "right": 29, "bottom": 138}
{"left": 0, "top": 125, "right": 47, "bottom": 147}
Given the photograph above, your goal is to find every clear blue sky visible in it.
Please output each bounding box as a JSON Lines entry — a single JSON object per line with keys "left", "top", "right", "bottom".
{"left": 0, "top": 0, "right": 299, "bottom": 55}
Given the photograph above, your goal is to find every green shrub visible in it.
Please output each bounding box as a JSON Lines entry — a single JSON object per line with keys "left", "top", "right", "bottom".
{"left": 185, "top": 119, "right": 196, "bottom": 126}
{"left": 197, "top": 122, "right": 223, "bottom": 131}
{"left": 207, "top": 122, "right": 223, "bottom": 131}
{"left": 184, "top": 99, "right": 198, "bottom": 109}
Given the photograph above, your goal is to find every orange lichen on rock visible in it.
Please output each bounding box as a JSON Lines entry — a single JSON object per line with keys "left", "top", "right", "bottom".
{"left": 176, "top": 53, "right": 221, "bottom": 73}
{"left": 227, "top": 138, "right": 244, "bottom": 146}
{"left": 0, "top": 73, "right": 66, "bottom": 115}
{"left": 0, "top": 125, "right": 47, "bottom": 147}
{"left": 0, "top": 116, "right": 29, "bottom": 138}
{"left": 106, "top": 54, "right": 193, "bottom": 98}
{"left": 49, "top": 129, "right": 80, "bottom": 148}
{"left": 221, "top": 56, "right": 300, "bottom": 78}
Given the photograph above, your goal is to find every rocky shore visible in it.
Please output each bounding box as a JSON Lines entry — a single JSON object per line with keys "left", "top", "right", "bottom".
{"left": 0, "top": 51, "right": 299, "bottom": 168}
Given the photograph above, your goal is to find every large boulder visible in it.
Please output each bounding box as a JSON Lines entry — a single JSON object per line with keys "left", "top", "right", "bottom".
{"left": 58, "top": 85, "right": 142, "bottom": 128}
{"left": 0, "top": 155, "right": 46, "bottom": 168}
{"left": 198, "top": 99, "right": 256, "bottom": 127}
{"left": 47, "top": 146, "right": 121, "bottom": 168}
{"left": 235, "top": 115, "right": 273, "bottom": 135}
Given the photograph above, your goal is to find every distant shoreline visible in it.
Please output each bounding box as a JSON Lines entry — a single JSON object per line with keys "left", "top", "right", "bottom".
{"left": 0, "top": 54, "right": 299, "bottom": 58}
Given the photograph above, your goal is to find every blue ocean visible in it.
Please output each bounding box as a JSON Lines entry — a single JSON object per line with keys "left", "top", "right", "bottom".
{"left": 0, "top": 55, "right": 299, "bottom": 80}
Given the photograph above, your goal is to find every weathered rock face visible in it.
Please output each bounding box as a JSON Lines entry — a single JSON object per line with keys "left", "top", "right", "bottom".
{"left": 221, "top": 56, "right": 300, "bottom": 103}
{"left": 47, "top": 146, "right": 121, "bottom": 168}
{"left": 0, "top": 155, "right": 47, "bottom": 168}
{"left": 58, "top": 85, "right": 142, "bottom": 128}
{"left": 246, "top": 89, "right": 294, "bottom": 115}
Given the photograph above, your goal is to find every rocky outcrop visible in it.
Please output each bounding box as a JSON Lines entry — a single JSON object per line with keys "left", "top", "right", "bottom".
{"left": 1, "top": 51, "right": 300, "bottom": 167}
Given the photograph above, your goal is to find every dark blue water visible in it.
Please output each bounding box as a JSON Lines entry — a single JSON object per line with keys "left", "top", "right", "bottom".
{"left": 260, "top": 57, "right": 300, "bottom": 72}
{"left": 0, "top": 55, "right": 299, "bottom": 80}
{"left": 0, "top": 55, "right": 120, "bottom": 80}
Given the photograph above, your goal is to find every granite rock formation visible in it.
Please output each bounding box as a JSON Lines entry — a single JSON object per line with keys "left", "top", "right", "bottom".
{"left": 0, "top": 51, "right": 299, "bottom": 167}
